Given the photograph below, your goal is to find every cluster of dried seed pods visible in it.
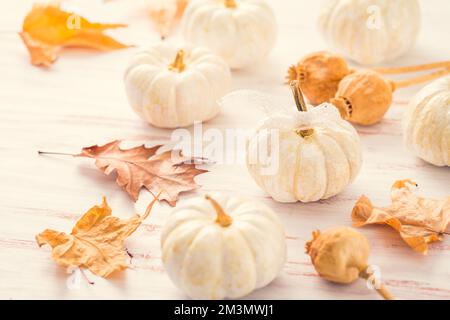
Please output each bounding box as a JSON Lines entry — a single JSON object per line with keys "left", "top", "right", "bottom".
{"left": 286, "top": 52, "right": 450, "bottom": 125}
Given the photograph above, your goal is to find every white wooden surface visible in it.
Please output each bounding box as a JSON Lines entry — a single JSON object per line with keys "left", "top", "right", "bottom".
{"left": 0, "top": 0, "right": 449, "bottom": 300}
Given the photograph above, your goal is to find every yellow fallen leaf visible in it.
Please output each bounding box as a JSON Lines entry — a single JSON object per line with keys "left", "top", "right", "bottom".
{"left": 36, "top": 195, "right": 158, "bottom": 277}
{"left": 352, "top": 179, "right": 450, "bottom": 254}
{"left": 19, "top": 32, "right": 59, "bottom": 67}
{"left": 20, "top": 3, "right": 130, "bottom": 67}
{"left": 148, "top": 0, "right": 189, "bottom": 39}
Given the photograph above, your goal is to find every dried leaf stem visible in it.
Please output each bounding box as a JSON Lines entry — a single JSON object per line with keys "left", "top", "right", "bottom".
{"left": 141, "top": 192, "right": 161, "bottom": 220}
{"left": 38, "top": 150, "right": 75, "bottom": 156}
{"left": 79, "top": 268, "right": 95, "bottom": 285}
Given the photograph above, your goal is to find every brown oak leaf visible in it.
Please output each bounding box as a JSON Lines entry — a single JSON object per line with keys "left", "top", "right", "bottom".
{"left": 352, "top": 179, "right": 450, "bottom": 254}
{"left": 20, "top": 3, "right": 130, "bottom": 67}
{"left": 78, "top": 140, "right": 208, "bottom": 206}
{"left": 36, "top": 195, "right": 158, "bottom": 278}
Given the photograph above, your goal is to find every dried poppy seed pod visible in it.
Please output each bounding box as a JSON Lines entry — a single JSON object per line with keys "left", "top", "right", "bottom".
{"left": 306, "top": 226, "right": 369, "bottom": 284}
{"left": 286, "top": 51, "right": 352, "bottom": 105}
{"left": 331, "top": 70, "right": 395, "bottom": 126}
{"left": 306, "top": 226, "right": 394, "bottom": 300}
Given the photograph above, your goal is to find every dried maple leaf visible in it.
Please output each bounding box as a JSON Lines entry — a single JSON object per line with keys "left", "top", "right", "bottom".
{"left": 19, "top": 32, "right": 59, "bottom": 67}
{"left": 20, "top": 3, "right": 130, "bottom": 67}
{"left": 352, "top": 179, "right": 450, "bottom": 254}
{"left": 148, "top": 0, "right": 189, "bottom": 39}
{"left": 77, "top": 140, "right": 208, "bottom": 206}
{"left": 36, "top": 195, "right": 158, "bottom": 278}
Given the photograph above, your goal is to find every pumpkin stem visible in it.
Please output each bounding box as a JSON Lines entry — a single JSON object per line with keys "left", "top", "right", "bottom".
{"left": 205, "top": 195, "right": 233, "bottom": 227}
{"left": 290, "top": 81, "right": 314, "bottom": 137}
{"left": 169, "top": 49, "right": 186, "bottom": 72}
{"left": 359, "top": 267, "right": 395, "bottom": 300}
{"left": 224, "top": 0, "right": 237, "bottom": 8}
{"left": 392, "top": 67, "right": 450, "bottom": 90}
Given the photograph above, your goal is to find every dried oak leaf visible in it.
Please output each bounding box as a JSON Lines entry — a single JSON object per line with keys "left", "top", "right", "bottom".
{"left": 20, "top": 3, "right": 130, "bottom": 67}
{"left": 352, "top": 179, "right": 450, "bottom": 254}
{"left": 148, "top": 0, "right": 189, "bottom": 39}
{"left": 36, "top": 195, "right": 158, "bottom": 278}
{"left": 78, "top": 140, "right": 208, "bottom": 206}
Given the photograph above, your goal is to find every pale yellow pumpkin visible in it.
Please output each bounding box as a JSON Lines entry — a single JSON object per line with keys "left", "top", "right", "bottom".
{"left": 403, "top": 75, "right": 450, "bottom": 166}
{"left": 246, "top": 85, "right": 362, "bottom": 203}
{"left": 161, "top": 193, "right": 286, "bottom": 300}
{"left": 318, "top": 0, "right": 421, "bottom": 65}
{"left": 181, "top": 0, "right": 277, "bottom": 69}
{"left": 124, "top": 42, "right": 231, "bottom": 128}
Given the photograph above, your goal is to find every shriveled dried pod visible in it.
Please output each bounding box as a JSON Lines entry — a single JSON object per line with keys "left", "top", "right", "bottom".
{"left": 306, "top": 226, "right": 370, "bottom": 284}
{"left": 286, "top": 51, "right": 352, "bottom": 105}
{"left": 306, "top": 226, "right": 394, "bottom": 300}
{"left": 331, "top": 66, "right": 450, "bottom": 126}
{"left": 331, "top": 70, "right": 394, "bottom": 126}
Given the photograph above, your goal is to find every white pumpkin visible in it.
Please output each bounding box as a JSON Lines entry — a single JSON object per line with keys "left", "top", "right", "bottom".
{"left": 246, "top": 85, "right": 362, "bottom": 203}
{"left": 181, "top": 0, "right": 277, "bottom": 69}
{"left": 161, "top": 193, "right": 286, "bottom": 300}
{"left": 403, "top": 75, "right": 450, "bottom": 166}
{"left": 318, "top": 0, "right": 421, "bottom": 65}
{"left": 124, "top": 42, "right": 231, "bottom": 128}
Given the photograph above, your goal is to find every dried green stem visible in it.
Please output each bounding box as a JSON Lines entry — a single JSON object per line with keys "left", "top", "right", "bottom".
{"left": 290, "top": 81, "right": 314, "bottom": 137}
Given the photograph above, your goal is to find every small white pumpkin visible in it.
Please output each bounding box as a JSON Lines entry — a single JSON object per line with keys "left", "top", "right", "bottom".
{"left": 246, "top": 84, "right": 362, "bottom": 203}
{"left": 403, "top": 75, "right": 450, "bottom": 166}
{"left": 181, "top": 0, "right": 277, "bottom": 69}
{"left": 124, "top": 42, "right": 231, "bottom": 128}
{"left": 161, "top": 193, "right": 286, "bottom": 300}
{"left": 318, "top": 0, "right": 421, "bottom": 65}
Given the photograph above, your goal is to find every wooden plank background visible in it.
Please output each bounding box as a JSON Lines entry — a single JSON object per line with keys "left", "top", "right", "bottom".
{"left": 0, "top": 0, "right": 449, "bottom": 300}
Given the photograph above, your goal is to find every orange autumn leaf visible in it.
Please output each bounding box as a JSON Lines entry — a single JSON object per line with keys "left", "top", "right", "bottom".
{"left": 77, "top": 140, "right": 208, "bottom": 206}
{"left": 19, "top": 31, "right": 59, "bottom": 67}
{"left": 352, "top": 179, "right": 450, "bottom": 254}
{"left": 36, "top": 195, "right": 159, "bottom": 278}
{"left": 20, "top": 3, "right": 130, "bottom": 67}
{"left": 148, "top": 0, "right": 189, "bottom": 39}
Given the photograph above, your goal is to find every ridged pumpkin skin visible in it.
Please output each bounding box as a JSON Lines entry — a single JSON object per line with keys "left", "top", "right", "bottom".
{"left": 246, "top": 104, "right": 362, "bottom": 203}
{"left": 124, "top": 43, "right": 231, "bottom": 128}
{"left": 318, "top": 0, "right": 421, "bottom": 65}
{"left": 181, "top": 0, "right": 277, "bottom": 69}
{"left": 403, "top": 76, "right": 450, "bottom": 166}
{"left": 161, "top": 193, "right": 286, "bottom": 300}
